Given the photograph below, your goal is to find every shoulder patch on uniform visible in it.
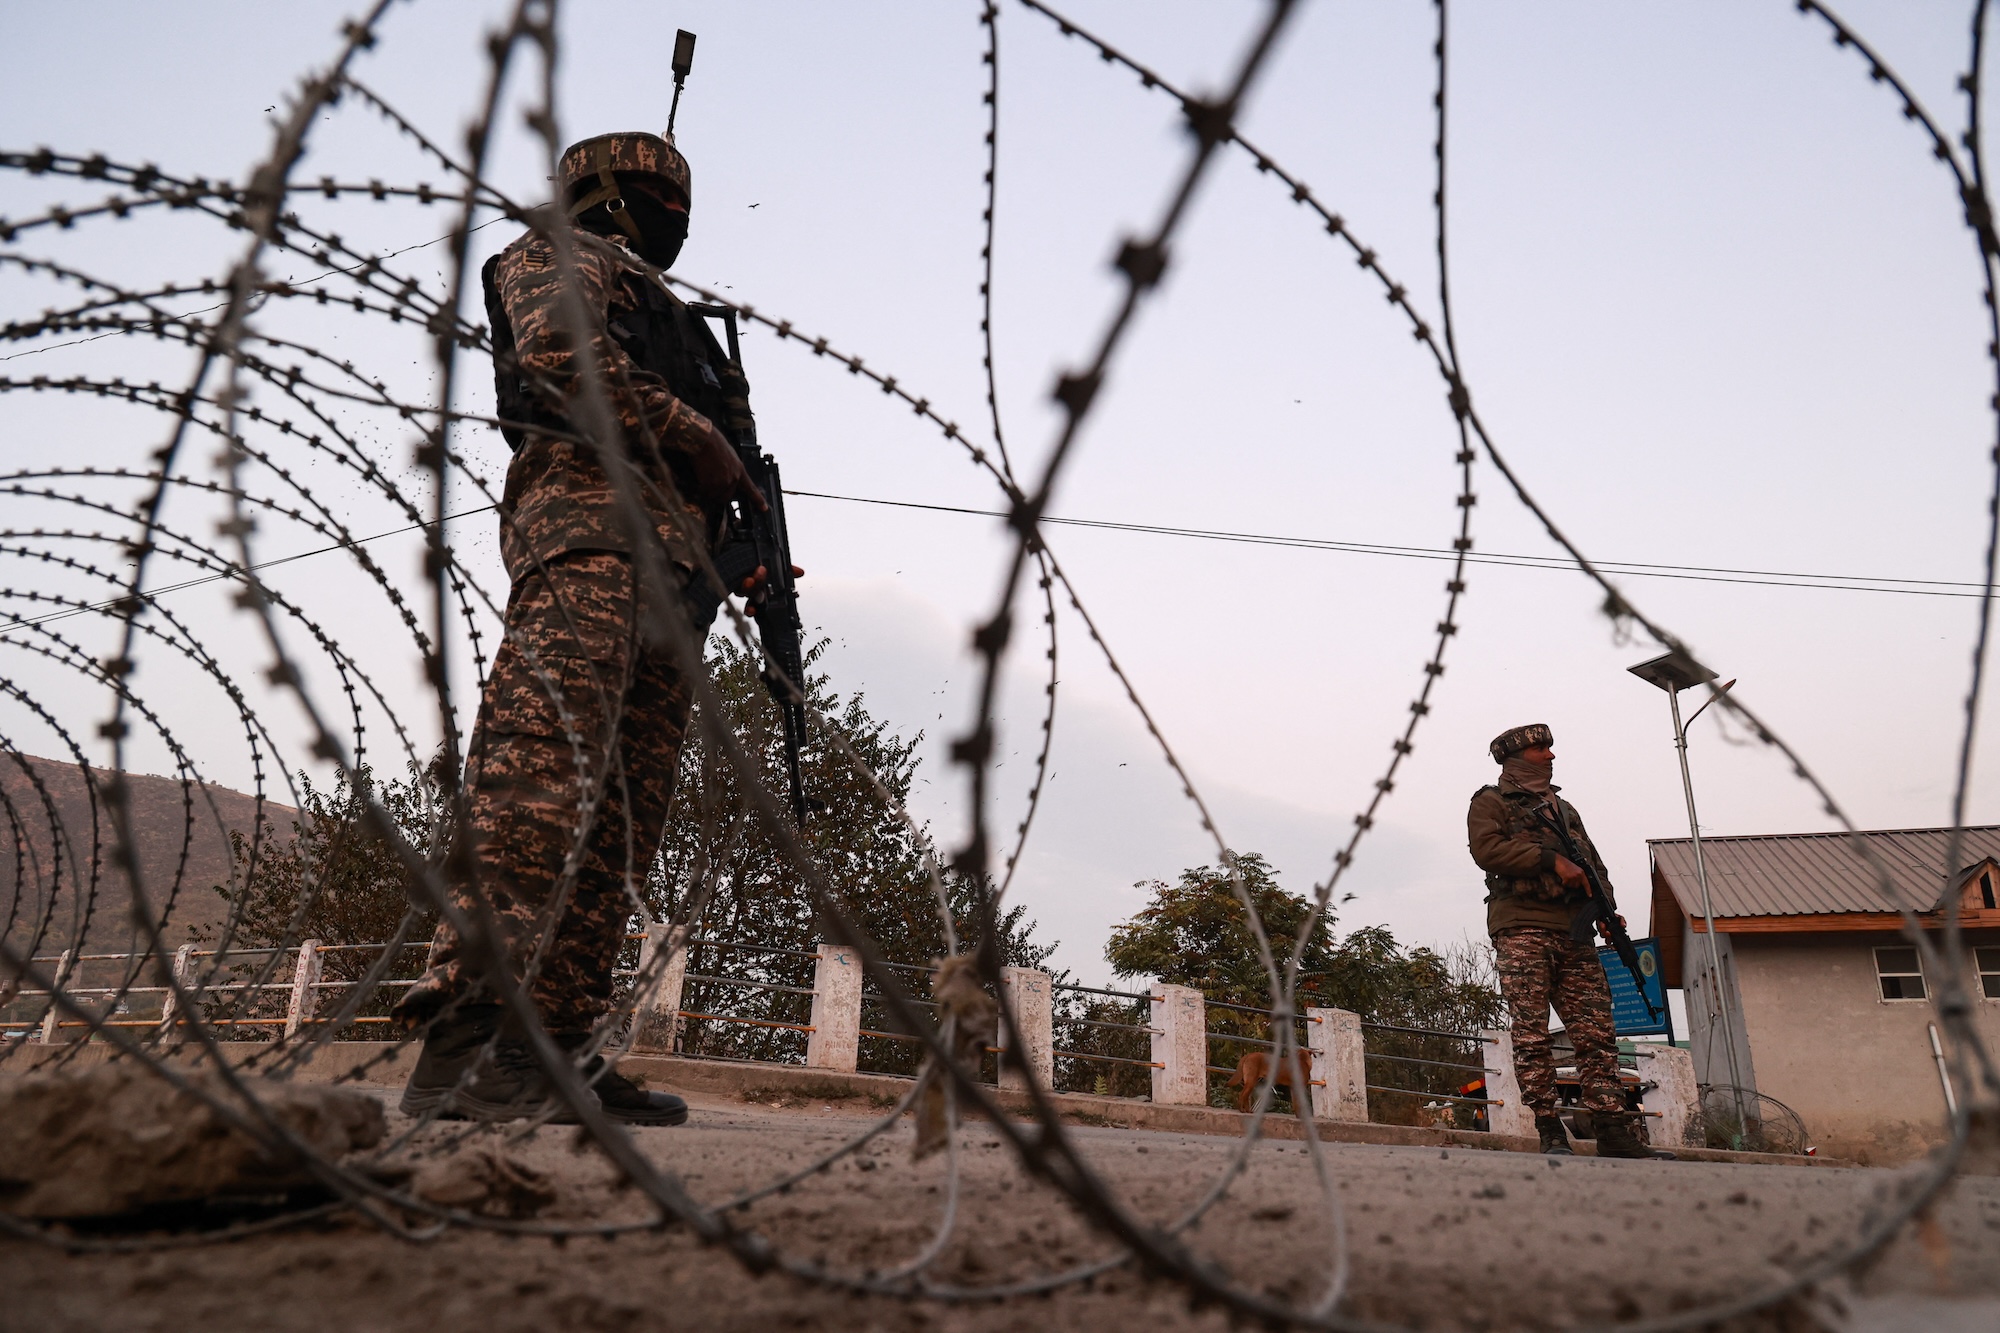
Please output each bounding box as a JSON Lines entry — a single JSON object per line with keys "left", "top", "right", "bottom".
{"left": 508, "top": 234, "right": 556, "bottom": 272}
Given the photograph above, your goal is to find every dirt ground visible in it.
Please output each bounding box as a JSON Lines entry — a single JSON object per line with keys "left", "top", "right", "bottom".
{"left": 3, "top": 1083, "right": 1997, "bottom": 1333}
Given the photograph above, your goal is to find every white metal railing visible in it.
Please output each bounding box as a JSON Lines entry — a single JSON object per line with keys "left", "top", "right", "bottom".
{"left": 2, "top": 940, "right": 428, "bottom": 1039}
{"left": 0, "top": 932, "right": 1698, "bottom": 1142}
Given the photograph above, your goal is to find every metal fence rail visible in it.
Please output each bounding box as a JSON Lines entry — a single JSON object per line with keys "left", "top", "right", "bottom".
{"left": 1361, "top": 1020, "right": 1495, "bottom": 1044}
{"left": 2, "top": 934, "right": 1694, "bottom": 1146}
{"left": 1055, "top": 981, "right": 1153, "bottom": 1002}
{"left": 1058, "top": 1049, "right": 1163, "bottom": 1070}
{"left": 1203, "top": 995, "right": 1314, "bottom": 1021}
{"left": 1365, "top": 1050, "right": 1486, "bottom": 1074}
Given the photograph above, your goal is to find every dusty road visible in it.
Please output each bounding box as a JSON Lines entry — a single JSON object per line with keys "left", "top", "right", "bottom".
{"left": 3, "top": 1084, "right": 1995, "bottom": 1332}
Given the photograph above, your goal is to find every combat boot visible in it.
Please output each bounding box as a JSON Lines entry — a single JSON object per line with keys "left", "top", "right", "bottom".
{"left": 399, "top": 1002, "right": 501, "bottom": 1117}
{"left": 401, "top": 1005, "right": 591, "bottom": 1123}
{"left": 557, "top": 1033, "right": 689, "bottom": 1126}
{"left": 1594, "top": 1114, "right": 1677, "bottom": 1160}
{"left": 1535, "top": 1113, "right": 1574, "bottom": 1156}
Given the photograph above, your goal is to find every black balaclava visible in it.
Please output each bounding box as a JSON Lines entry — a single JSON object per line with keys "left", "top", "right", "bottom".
{"left": 576, "top": 178, "right": 689, "bottom": 270}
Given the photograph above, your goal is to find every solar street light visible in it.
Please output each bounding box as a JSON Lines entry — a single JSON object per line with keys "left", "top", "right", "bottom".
{"left": 1630, "top": 651, "right": 1749, "bottom": 1124}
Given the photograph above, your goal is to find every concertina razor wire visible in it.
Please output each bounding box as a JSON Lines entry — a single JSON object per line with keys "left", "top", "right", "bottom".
{"left": 0, "top": 0, "right": 1989, "bottom": 1327}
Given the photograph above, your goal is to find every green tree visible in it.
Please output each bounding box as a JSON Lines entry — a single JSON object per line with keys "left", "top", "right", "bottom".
{"left": 1105, "top": 853, "right": 1333, "bottom": 1003}
{"left": 1309, "top": 925, "right": 1502, "bottom": 1037}
{"left": 1101, "top": 855, "right": 1503, "bottom": 1119}
{"left": 648, "top": 636, "right": 1053, "bottom": 1073}
{"left": 203, "top": 759, "right": 444, "bottom": 1030}
{"left": 1102, "top": 853, "right": 1333, "bottom": 1103}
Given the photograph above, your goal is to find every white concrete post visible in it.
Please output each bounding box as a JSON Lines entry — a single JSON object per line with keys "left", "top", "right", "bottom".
{"left": 283, "top": 939, "right": 321, "bottom": 1039}
{"left": 630, "top": 923, "right": 689, "bottom": 1054}
{"left": 37, "top": 949, "right": 74, "bottom": 1043}
{"left": 158, "top": 944, "right": 196, "bottom": 1040}
{"left": 1307, "top": 1007, "right": 1368, "bottom": 1122}
{"left": 1481, "top": 1028, "right": 1534, "bottom": 1138}
{"left": 1634, "top": 1042, "right": 1698, "bottom": 1152}
{"left": 805, "top": 943, "right": 861, "bottom": 1072}
{"left": 998, "top": 966, "right": 1053, "bottom": 1091}
{"left": 1149, "top": 984, "right": 1208, "bottom": 1106}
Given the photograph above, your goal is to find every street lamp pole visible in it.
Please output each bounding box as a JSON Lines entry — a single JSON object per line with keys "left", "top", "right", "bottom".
{"left": 1630, "top": 652, "right": 1749, "bottom": 1130}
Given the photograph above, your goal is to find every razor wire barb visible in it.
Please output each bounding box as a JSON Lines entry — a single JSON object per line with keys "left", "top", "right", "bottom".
{"left": 0, "top": 1, "right": 1989, "bottom": 1329}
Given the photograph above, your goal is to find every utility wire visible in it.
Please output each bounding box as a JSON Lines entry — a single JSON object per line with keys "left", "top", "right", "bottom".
{"left": 7, "top": 483, "right": 1976, "bottom": 640}
{"left": 0, "top": 503, "right": 498, "bottom": 635}
{"left": 784, "top": 488, "right": 1988, "bottom": 600}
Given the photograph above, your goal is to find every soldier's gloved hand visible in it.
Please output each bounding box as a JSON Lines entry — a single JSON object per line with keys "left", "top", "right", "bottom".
{"left": 688, "top": 416, "right": 767, "bottom": 514}
{"left": 736, "top": 563, "right": 806, "bottom": 603}
{"left": 1552, "top": 855, "right": 1589, "bottom": 892}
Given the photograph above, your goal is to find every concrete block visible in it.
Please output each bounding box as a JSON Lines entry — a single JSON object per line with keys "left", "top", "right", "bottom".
{"left": 159, "top": 944, "right": 196, "bottom": 1043}
{"left": 1308, "top": 1007, "right": 1367, "bottom": 1122}
{"left": 1634, "top": 1042, "right": 1698, "bottom": 1150}
{"left": 284, "top": 939, "right": 321, "bottom": 1039}
{"left": 1150, "top": 984, "right": 1207, "bottom": 1106}
{"left": 805, "top": 944, "right": 860, "bottom": 1072}
{"left": 1481, "top": 1028, "right": 1534, "bottom": 1138}
{"left": 629, "top": 923, "right": 689, "bottom": 1054}
{"left": 998, "top": 966, "right": 1053, "bottom": 1091}
{"left": 37, "top": 950, "right": 73, "bottom": 1043}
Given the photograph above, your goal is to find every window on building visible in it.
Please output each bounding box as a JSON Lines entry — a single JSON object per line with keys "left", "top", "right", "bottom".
{"left": 1978, "top": 947, "right": 2000, "bottom": 1000}
{"left": 1874, "top": 946, "right": 1926, "bottom": 1001}
{"left": 1956, "top": 865, "right": 1998, "bottom": 912}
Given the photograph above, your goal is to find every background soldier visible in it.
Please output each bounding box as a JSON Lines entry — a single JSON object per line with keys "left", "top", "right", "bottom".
{"left": 394, "top": 130, "right": 773, "bottom": 1123}
{"left": 1468, "top": 724, "right": 1674, "bottom": 1159}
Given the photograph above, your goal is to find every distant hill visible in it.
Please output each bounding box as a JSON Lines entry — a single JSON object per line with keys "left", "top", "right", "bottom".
{"left": 0, "top": 754, "right": 290, "bottom": 961}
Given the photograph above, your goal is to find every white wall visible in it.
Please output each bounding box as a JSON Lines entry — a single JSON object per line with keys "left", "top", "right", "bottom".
{"left": 1728, "top": 929, "right": 1998, "bottom": 1164}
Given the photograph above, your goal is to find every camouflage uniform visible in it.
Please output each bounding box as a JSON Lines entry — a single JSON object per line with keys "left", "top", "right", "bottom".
{"left": 1490, "top": 929, "right": 1623, "bottom": 1119}
{"left": 1467, "top": 726, "right": 1625, "bottom": 1121}
{"left": 398, "top": 166, "right": 740, "bottom": 1034}
{"left": 485, "top": 223, "right": 725, "bottom": 581}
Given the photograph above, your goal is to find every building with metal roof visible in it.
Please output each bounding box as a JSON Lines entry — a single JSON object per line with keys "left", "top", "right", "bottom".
{"left": 1645, "top": 826, "right": 2000, "bottom": 1164}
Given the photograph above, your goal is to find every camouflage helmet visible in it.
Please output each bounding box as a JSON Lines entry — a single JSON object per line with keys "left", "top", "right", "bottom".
{"left": 1488, "top": 723, "right": 1553, "bottom": 763}
{"left": 556, "top": 132, "right": 691, "bottom": 243}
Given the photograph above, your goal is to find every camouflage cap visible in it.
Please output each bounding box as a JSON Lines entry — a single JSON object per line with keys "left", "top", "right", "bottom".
{"left": 557, "top": 132, "right": 692, "bottom": 217}
{"left": 1489, "top": 723, "right": 1553, "bottom": 763}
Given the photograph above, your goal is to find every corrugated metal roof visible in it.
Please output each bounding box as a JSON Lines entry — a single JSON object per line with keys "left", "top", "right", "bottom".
{"left": 1649, "top": 826, "right": 2000, "bottom": 919}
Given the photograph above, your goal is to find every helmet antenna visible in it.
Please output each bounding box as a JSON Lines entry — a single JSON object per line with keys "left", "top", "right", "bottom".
{"left": 667, "top": 30, "right": 697, "bottom": 136}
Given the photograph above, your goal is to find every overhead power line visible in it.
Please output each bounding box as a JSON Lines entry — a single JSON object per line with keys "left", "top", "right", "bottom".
{"left": 3, "top": 486, "right": 1979, "bottom": 639}
{"left": 0, "top": 503, "right": 499, "bottom": 636}
{"left": 783, "top": 489, "right": 1990, "bottom": 600}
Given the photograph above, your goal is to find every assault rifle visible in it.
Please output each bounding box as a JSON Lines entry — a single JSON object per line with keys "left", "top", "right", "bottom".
{"left": 690, "top": 302, "right": 809, "bottom": 824}
{"left": 1532, "top": 807, "right": 1662, "bottom": 1024}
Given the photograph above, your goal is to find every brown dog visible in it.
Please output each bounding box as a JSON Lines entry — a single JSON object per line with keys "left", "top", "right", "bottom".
{"left": 1225, "top": 1048, "right": 1313, "bottom": 1117}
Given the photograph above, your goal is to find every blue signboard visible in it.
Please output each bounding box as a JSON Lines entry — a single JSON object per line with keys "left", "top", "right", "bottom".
{"left": 1598, "top": 936, "right": 1671, "bottom": 1037}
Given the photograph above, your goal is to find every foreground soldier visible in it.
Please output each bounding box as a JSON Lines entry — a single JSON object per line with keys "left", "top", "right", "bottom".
{"left": 1468, "top": 725, "right": 1674, "bottom": 1159}
{"left": 393, "top": 131, "right": 767, "bottom": 1123}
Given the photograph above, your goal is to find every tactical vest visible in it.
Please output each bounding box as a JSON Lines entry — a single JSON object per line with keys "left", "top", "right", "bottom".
{"left": 481, "top": 249, "right": 738, "bottom": 451}
{"left": 1474, "top": 783, "right": 1579, "bottom": 905}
